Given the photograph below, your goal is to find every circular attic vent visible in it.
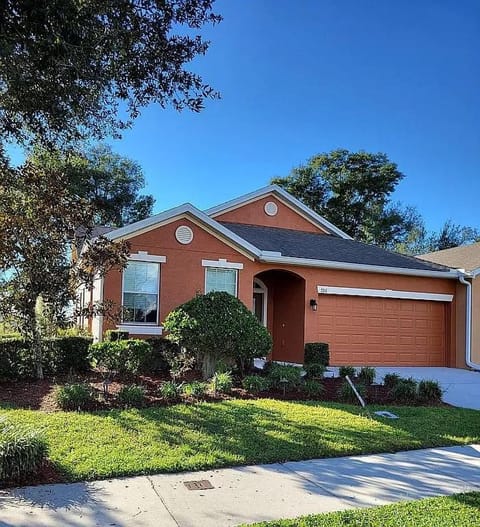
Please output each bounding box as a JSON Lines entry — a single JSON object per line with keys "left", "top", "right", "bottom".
{"left": 175, "top": 225, "right": 194, "bottom": 245}
{"left": 264, "top": 201, "right": 278, "bottom": 216}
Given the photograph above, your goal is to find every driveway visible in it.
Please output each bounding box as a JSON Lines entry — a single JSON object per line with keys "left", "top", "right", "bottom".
{"left": 356, "top": 367, "right": 480, "bottom": 410}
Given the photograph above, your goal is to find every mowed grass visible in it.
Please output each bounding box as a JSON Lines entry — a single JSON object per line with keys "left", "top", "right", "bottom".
{"left": 243, "top": 492, "right": 480, "bottom": 526}
{"left": 2, "top": 400, "right": 480, "bottom": 481}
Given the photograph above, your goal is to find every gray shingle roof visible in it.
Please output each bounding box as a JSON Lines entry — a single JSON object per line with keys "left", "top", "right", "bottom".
{"left": 221, "top": 222, "right": 450, "bottom": 272}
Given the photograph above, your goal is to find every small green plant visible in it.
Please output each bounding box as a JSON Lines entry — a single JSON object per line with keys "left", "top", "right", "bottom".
{"left": 418, "top": 380, "right": 443, "bottom": 403}
{"left": 339, "top": 365, "right": 356, "bottom": 378}
{"left": 158, "top": 381, "right": 180, "bottom": 401}
{"left": 383, "top": 373, "right": 401, "bottom": 389}
{"left": 117, "top": 385, "right": 146, "bottom": 407}
{"left": 267, "top": 364, "right": 303, "bottom": 390}
{"left": 55, "top": 383, "right": 95, "bottom": 410}
{"left": 303, "top": 379, "right": 325, "bottom": 398}
{"left": 209, "top": 371, "right": 233, "bottom": 394}
{"left": 242, "top": 375, "right": 270, "bottom": 393}
{"left": 304, "top": 362, "right": 326, "bottom": 379}
{"left": 0, "top": 418, "right": 48, "bottom": 481}
{"left": 182, "top": 381, "right": 208, "bottom": 399}
{"left": 338, "top": 380, "right": 366, "bottom": 403}
{"left": 391, "top": 377, "right": 418, "bottom": 403}
{"left": 304, "top": 342, "right": 329, "bottom": 366}
{"left": 358, "top": 366, "right": 376, "bottom": 385}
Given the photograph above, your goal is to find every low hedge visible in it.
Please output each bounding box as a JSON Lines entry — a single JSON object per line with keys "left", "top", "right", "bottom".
{"left": 304, "top": 342, "right": 329, "bottom": 366}
{"left": 89, "top": 339, "right": 152, "bottom": 374}
{"left": 0, "top": 418, "right": 48, "bottom": 481}
{"left": 0, "top": 336, "right": 92, "bottom": 380}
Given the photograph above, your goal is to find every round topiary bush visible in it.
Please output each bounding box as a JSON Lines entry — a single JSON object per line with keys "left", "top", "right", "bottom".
{"left": 164, "top": 291, "right": 272, "bottom": 378}
{"left": 0, "top": 418, "right": 48, "bottom": 482}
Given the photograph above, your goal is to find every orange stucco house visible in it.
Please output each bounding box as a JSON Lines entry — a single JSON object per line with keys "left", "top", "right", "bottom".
{"left": 80, "top": 185, "right": 472, "bottom": 368}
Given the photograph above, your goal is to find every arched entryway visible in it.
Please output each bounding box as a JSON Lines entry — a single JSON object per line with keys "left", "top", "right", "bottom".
{"left": 253, "top": 269, "right": 306, "bottom": 363}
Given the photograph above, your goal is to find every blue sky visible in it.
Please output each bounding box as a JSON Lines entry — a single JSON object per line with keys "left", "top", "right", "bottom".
{"left": 14, "top": 0, "right": 480, "bottom": 231}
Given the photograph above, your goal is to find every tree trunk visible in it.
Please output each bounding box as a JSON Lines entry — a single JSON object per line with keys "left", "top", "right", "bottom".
{"left": 202, "top": 353, "right": 216, "bottom": 380}
{"left": 33, "top": 330, "right": 44, "bottom": 380}
{"left": 25, "top": 303, "right": 44, "bottom": 380}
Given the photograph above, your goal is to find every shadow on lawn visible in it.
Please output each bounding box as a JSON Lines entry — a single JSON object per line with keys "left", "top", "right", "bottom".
{"left": 93, "top": 400, "right": 426, "bottom": 470}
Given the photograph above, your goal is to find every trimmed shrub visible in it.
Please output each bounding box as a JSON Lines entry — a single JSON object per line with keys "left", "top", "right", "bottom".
{"left": 182, "top": 381, "right": 208, "bottom": 399}
{"left": 338, "top": 380, "right": 366, "bottom": 403}
{"left": 303, "top": 379, "right": 325, "bottom": 398}
{"left": 143, "top": 337, "right": 180, "bottom": 374}
{"left": 242, "top": 375, "right": 270, "bottom": 393}
{"left": 304, "top": 342, "right": 329, "bottom": 366}
{"left": 383, "top": 373, "right": 401, "bottom": 389}
{"left": 0, "top": 336, "right": 92, "bottom": 380}
{"left": 0, "top": 418, "right": 48, "bottom": 481}
{"left": 44, "top": 336, "right": 92, "bottom": 373}
{"left": 89, "top": 339, "right": 152, "bottom": 374}
{"left": 163, "top": 292, "right": 272, "bottom": 379}
{"left": 358, "top": 367, "right": 376, "bottom": 386}
{"left": 390, "top": 378, "right": 418, "bottom": 403}
{"left": 159, "top": 381, "right": 180, "bottom": 401}
{"left": 0, "top": 337, "right": 34, "bottom": 379}
{"left": 210, "top": 371, "right": 233, "bottom": 394}
{"left": 339, "top": 365, "right": 356, "bottom": 379}
{"left": 267, "top": 364, "right": 303, "bottom": 390}
{"left": 117, "top": 385, "right": 146, "bottom": 407}
{"left": 304, "top": 362, "right": 326, "bottom": 379}
{"left": 105, "top": 329, "right": 129, "bottom": 342}
{"left": 55, "top": 383, "right": 95, "bottom": 410}
{"left": 418, "top": 380, "right": 443, "bottom": 403}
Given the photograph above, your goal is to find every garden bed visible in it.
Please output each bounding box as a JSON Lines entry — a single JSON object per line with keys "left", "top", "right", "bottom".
{"left": 0, "top": 370, "right": 447, "bottom": 412}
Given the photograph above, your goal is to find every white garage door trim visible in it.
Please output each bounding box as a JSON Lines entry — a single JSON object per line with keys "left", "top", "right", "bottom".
{"left": 316, "top": 285, "right": 453, "bottom": 303}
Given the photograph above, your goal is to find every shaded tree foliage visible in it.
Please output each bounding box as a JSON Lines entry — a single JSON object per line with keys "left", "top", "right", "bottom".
{"left": 272, "top": 149, "right": 422, "bottom": 248}
{"left": 396, "top": 220, "right": 480, "bottom": 255}
{"left": 0, "top": 159, "right": 129, "bottom": 378}
{"left": 30, "top": 144, "right": 155, "bottom": 227}
{"left": 0, "top": 0, "right": 221, "bottom": 146}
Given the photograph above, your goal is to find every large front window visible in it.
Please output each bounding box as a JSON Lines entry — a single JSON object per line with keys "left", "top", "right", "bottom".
{"left": 122, "top": 261, "right": 160, "bottom": 323}
{"left": 205, "top": 267, "right": 238, "bottom": 296}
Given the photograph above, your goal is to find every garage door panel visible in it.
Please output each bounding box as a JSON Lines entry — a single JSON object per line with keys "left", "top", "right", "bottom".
{"left": 317, "top": 296, "right": 446, "bottom": 366}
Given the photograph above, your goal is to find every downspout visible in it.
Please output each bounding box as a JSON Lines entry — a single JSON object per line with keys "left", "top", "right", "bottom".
{"left": 458, "top": 272, "right": 480, "bottom": 371}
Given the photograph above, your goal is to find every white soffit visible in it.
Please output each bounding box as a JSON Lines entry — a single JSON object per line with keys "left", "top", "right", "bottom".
{"left": 316, "top": 285, "right": 453, "bottom": 302}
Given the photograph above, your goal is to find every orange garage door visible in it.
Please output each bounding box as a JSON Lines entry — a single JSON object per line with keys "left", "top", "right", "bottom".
{"left": 317, "top": 295, "right": 447, "bottom": 366}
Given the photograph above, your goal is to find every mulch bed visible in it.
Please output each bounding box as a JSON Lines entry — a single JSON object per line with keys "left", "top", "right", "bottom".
{"left": 0, "top": 461, "right": 64, "bottom": 489}
{"left": 0, "top": 371, "right": 446, "bottom": 412}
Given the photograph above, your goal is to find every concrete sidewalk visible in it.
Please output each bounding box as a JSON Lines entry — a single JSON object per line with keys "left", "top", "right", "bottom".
{"left": 1, "top": 444, "right": 479, "bottom": 527}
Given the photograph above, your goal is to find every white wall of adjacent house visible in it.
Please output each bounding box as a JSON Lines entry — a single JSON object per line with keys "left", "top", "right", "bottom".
{"left": 90, "top": 276, "right": 103, "bottom": 342}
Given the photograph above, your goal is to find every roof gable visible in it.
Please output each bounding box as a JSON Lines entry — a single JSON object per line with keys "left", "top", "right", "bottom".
{"left": 105, "top": 203, "right": 261, "bottom": 259}
{"left": 205, "top": 185, "right": 352, "bottom": 239}
{"left": 418, "top": 242, "right": 480, "bottom": 273}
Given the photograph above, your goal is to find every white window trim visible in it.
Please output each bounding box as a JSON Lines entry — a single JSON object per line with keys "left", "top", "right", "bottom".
{"left": 253, "top": 278, "right": 268, "bottom": 326}
{"left": 122, "top": 260, "right": 161, "bottom": 325}
{"left": 129, "top": 251, "right": 167, "bottom": 263}
{"left": 116, "top": 324, "right": 163, "bottom": 336}
{"left": 204, "top": 267, "right": 239, "bottom": 297}
{"left": 316, "top": 285, "right": 453, "bottom": 303}
{"left": 202, "top": 258, "right": 243, "bottom": 270}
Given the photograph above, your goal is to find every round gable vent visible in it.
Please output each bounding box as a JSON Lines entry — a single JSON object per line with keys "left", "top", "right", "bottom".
{"left": 175, "top": 225, "right": 194, "bottom": 245}
{"left": 264, "top": 201, "right": 278, "bottom": 216}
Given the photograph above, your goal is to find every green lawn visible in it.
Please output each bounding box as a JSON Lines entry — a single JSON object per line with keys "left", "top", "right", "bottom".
{"left": 2, "top": 399, "right": 480, "bottom": 482}
{"left": 242, "top": 492, "right": 480, "bottom": 526}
